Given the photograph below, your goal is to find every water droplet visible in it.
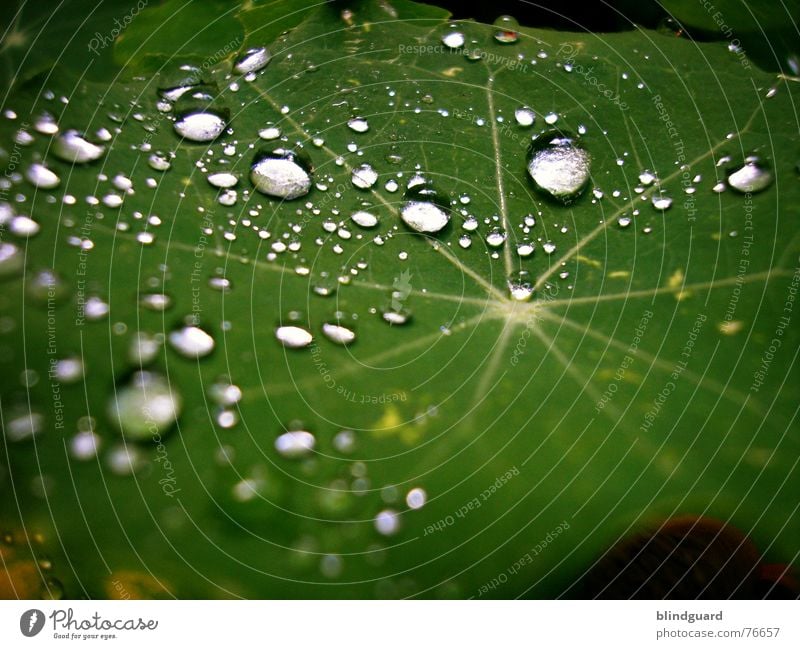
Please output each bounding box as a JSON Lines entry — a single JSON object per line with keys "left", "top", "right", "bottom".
{"left": 107, "top": 371, "right": 182, "bottom": 440}
{"left": 140, "top": 293, "right": 172, "bottom": 311}
{"left": 651, "top": 192, "right": 673, "bottom": 210}
{"left": 493, "top": 15, "right": 520, "bottom": 44}
{"left": 514, "top": 106, "right": 535, "bottom": 127}
{"left": 322, "top": 321, "right": 356, "bottom": 345}
{"left": 174, "top": 111, "right": 227, "bottom": 142}
{"left": 52, "top": 130, "right": 105, "bottom": 163}
{"left": 347, "top": 117, "right": 369, "bottom": 133}
{"left": 333, "top": 429, "right": 355, "bottom": 453}
{"left": 516, "top": 239, "right": 535, "bottom": 257}
{"left": 251, "top": 149, "right": 313, "bottom": 199}
{"left": 129, "top": 332, "right": 161, "bottom": 365}
{"left": 52, "top": 357, "right": 84, "bottom": 383}
{"left": 70, "top": 430, "right": 101, "bottom": 461}
{"left": 507, "top": 270, "right": 534, "bottom": 301}
{"left": 526, "top": 130, "right": 591, "bottom": 203}
{"left": 381, "top": 307, "right": 411, "bottom": 325}
{"left": 258, "top": 125, "right": 281, "bottom": 140}
{"left": 406, "top": 487, "right": 427, "bottom": 509}
{"left": 726, "top": 158, "right": 773, "bottom": 193}
{"left": 542, "top": 242, "right": 556, "bottom": 254}
{"left": 207, "top": 172, "right": 239, "bottom": 188}
{"left": 148, "top": 153, "right": 172, "bottom": 171}
{"left": 486, "top": 227, "right": 506, "bottom": 247}
{"left": 617, "top": 215, "right": 632, "bottom": 228}
{"left": 275, "top": 325, "right": 313, "bottom": 348}
{"left": 351, "top": 210, "right": 378, "bottom": 228}
{"left": 374, "top": 509, "right": 400, "bottom": 535}
{"left": 458, "top": 233, "right": 472, "bottom": 248}
{"left": 168, "top": 324, "right": 215, "bottom": 358}
{"left": 400, "top": 184, "right": 450, "bottom": 234}
{"left": 85, "top": 296, "right": 110, "bottom": 320}
{"left": 233, "top": 47, "right": 271, "bottom": 75}
{"left": 442, "top": 31, "right": 465, "bottom": 48}
{"left": 5, "top": 410, "right": 44, "bottom": 442}
{"left": 351, "top": 163, "right": 378, "bottom": 189}
{"left": 275, "top": 429, "right": 316, "bottom": 458}
{"left": 0, "top": 242, "right": 24, "bottom": 279}
{"left": 9, "top": 215, "right": 39, "bottom": 238}
{"left": 25, "top": 163, "right": 60, "bottom": 189}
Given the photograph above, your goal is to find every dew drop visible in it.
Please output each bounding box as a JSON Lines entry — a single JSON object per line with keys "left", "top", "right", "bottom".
{"left": 651, "top": 192, "right": 673, "bottom": 210}
{"left": 493, "top": 15, "right": 520, "bottom": 44}
{"left": 233, "top": 47, "right": 271, "bottom": 75}
{"left": 374, "top": 509, "right": 400, "bottom": 535}
{"left": 351, "top": 163, "right": 378, "bottom": 189}
{"left": 507, "top": 270, "right": 534, "bottom": 301}
{"left": 514, "top": 106, "right": 535, "bottom": 127}
{"left": 52, "top": 130, "right": 105, "bottom": 163}
{"left": 168, "top": 324, "right": 215, "bottom": 358}
{"left": 726, "top": 158, "right": 773, "bottom": 193}
{"left": 25, "top": 163, "right": 60, "bottom": 189}
{"left": 207, "top": 172, "right": 239, "bottom": 188}
{"left": 351, "top": 210, "right": 378, "bottom": 228}
{"left": 174, "top": 111, "right": 227, "bottom": 142}
{"left": 347, "top": 117, "right": 369, "bottom": 133}
{"left": 442, "top": 31, "right": 465, "bottom": 48}
{"left": 322, "top": 321, "right": 356, "bottom": 345}
{"left": 406, "top": 487, "right": 427, "bottom": 509}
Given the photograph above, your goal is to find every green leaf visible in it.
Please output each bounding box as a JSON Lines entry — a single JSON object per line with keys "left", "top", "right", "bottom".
{"left": 1, "top": 0, "right": 798, "bottom": 599}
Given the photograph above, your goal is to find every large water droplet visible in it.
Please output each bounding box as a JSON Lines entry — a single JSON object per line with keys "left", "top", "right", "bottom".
{"left": 400, "top": 184, "right": 450, "bottom": 234}
{"left": 233, "top": 47, "right": 271, "bottom": 75}
{"left": 726, "top": 158, "right": 773, "bottom": 193}
{"left": 514, "top": 106, "right": 535, "bottom": 127}
{"left": 207, "top": 172, "right": 239, "bottom": 188}
{"left": 275, "top": 429, "right": 316, "bottom": 458}
{"left": 322, "top": 321, "right": 356, "bottom": 345}
{"left": 526, "top": 130, "right": 591, "bottom": 203}
{"left": 107, "top": 371, "right": 182, "bottom": 440}
{"left": 250, "top": 149, "right": 313, "bottom": 199}
{"left": 442, "top": 31, "right": 465, "bottom": 48}
{"left": 168, "top": 324, "right": 215, "bottom": 358}
{"left": 651, "top": 191, "right": 673, "bottom": 210}
{"left": 52, "top": 130, "right": 105, "bottom": 163}
{"left": 347, "top": 117, "right": 369, "bottom": 133}
{"left": 0, "top": 242, "right": 24, "bottom": 279}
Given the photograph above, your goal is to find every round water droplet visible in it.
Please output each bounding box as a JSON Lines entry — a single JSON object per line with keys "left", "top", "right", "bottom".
{"left": 401, "top": 200, "right": 449, "bottom": 233}
{"left": 174, "top": 111, "right": 227, "bottom": 142}
{"left": 275, "top": 429, "right": 316, "bottom": 458}
{"left": 351, "top": 163, "right": 378, "bottom": 189}
{"left": 374, "top": 509, "right": 400, "bottom": 535}
{"left": 493, "top": 15, "right": 519, "bottom": 43}
{"left": 251, "top": 149, "right": 313, "bottom": 199}
{"left": 526, "top": 130, "right": 591, "bottom": 203}
{"left": 351, "top": 210, "right": 378, "bottom": 228}
{"left": 726, "top": 158, "right": 773, "bottom": 194}
{"left": 275, "top": 325, "right": 313, "bottom": 348}
{"left": 0, "top": 242, "right": 24, "bottom": 279}
{"left": 458, "top": 233, "right": 472, "bottom": 249}
{"left": 168, "top": 324, "right": 215, "bottom": 358}
{"left": 107, "top": 371, "right": 182, "bottom": 440}
{"left": 52, "top": 130, "right": 105, "bottom": 163}
{"left": 258, "top": 125, "right": 282, "bottom": 140}
{"left": 486, "top": 227, "right": 507, "bottom": 248}
{"left": 148, "top": 153, "right": 172, "bottom": 171}
{"left": 381, "top": 307, "right": 411, "bottom": 325}
{"left": 516, "top": 239, "right": 535, "bottom": 257}
{"left": 347, "top": 117, "right": 369, "bottom": 133}
{"left": 322, "top": 321, "right": 356, "bottom": 345}
{"left": 233, "top": 47, "right": 271, "bottom": 75}
{"left": 406, "top": 487, "right": 427, "bottom": 509}
{"left": 70, "top": 430, "right": 101, "bottom": 461}
{"left": 514, "top": 106, "right": 535, "bottom": 127}
{"left": 442, "top": 31, "right": 465, "bottom": 48}
{"left": 507, "top": 270, "right": 534, "bottom": 301}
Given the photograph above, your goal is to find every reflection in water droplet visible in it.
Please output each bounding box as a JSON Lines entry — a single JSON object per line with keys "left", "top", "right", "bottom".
{"left": 508, "top": 270, "right": 534, "bottom": 301}
{"left": 493, "top": 15, "right": 520, "bottom": 44}
{"left": 275, "top": 325, "right": 313, "bottom": 348}
{"left": 250, "top": 149, "right": 313, "bottom": 199}
{"left": 275, "top": 429, "right": 316, "bottom": 458}
{"left": 168, "top": 325, "right": 215, "bottom": 358}
{"left": 53, "top": 130, "right": 105, "bottom": 163}
{"left": 233, "top": 47, "right": 271, "bottom": 75}
{"left": 107, "top": 371, "right": 182, "bottom": 440}
{"left": 726, "top": 158, "right": 773, "bottom": 193}
{"left": 526, "top": 131, "right": 591, "bottom": 203}
{"left": 174, "top": 111, "right": 227, "bottom": 142}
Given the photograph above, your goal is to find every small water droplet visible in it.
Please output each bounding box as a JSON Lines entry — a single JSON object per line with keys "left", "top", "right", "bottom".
{"left": 406, "top": 487, "right": 427, "bottom": 509}
{"left": 516, "top": 239, "right": 535, "bottom": 257}
{"left": 726, "top": 158, "right": 773, "bottom": 193}
{"left": 351, "top": 163, "right": 378, "bottom": 189}
{"left": 275, "top": 429, "right": 316, "bottom": 458}
{"left": 442, "top": 31, "right": 465, "bottom": 49}
{"left": 351, "top": 210, "right": 378, "bottom": 228}
{"left": 374, "top": 509, "right": 400, "bottom": 535}
{"left": 514, "top": 106, "right": 535, "bottom": 127}
{"left": 174, "top": 111, "right": 227, "bottom": 142}
{"left": 207, "top": 172, "right": 239, "bottom": 188}
{"left": 347, "top": 117, "right": 369, "bottom": 133}
{"left": 651, "top": 192, "right": 673, "bottom": 210}
{"left": 507, "top": 270, "right": 534, "bottom": 301}
{"left": 486, "top": 227, "right": 506, "bottom": 247}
